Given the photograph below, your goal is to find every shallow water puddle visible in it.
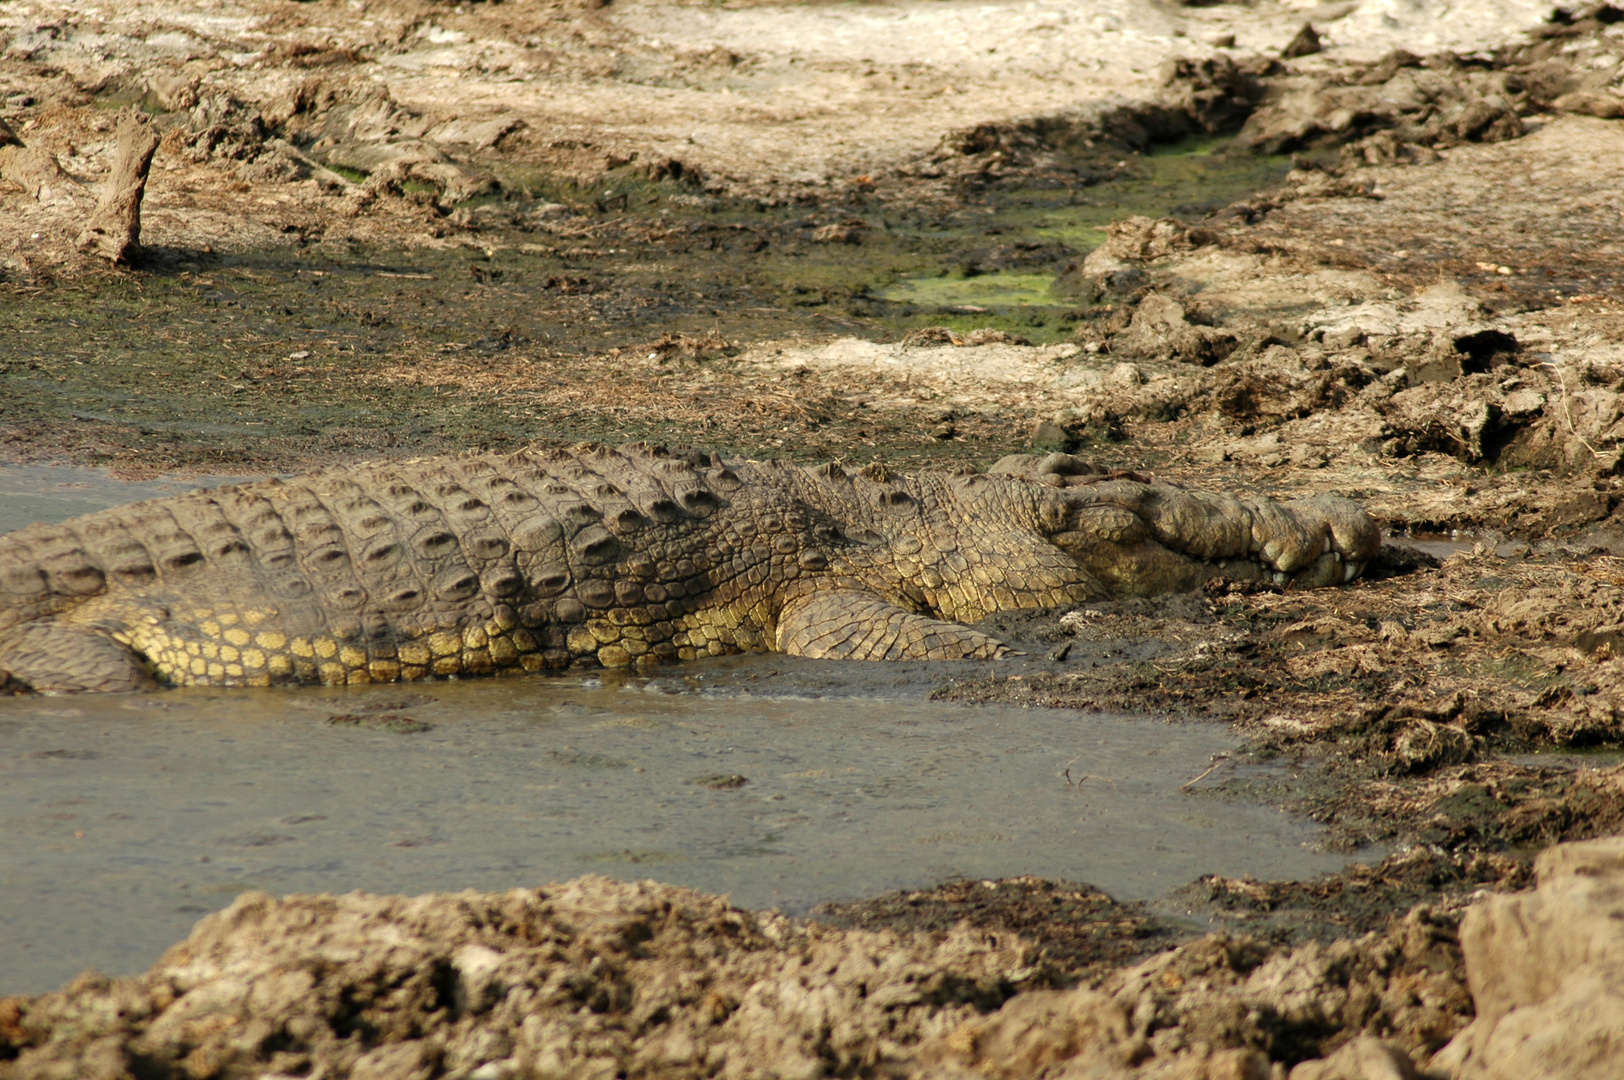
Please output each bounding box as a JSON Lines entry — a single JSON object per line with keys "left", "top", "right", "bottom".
{"left": 0, "top": 674, "right": 1350, "bottom": 994}
{"left": 0, "top": 464, "right": 240, "bottom": 535}
{"left": 0, "top": 469, "right": 1353, "bottom": 994}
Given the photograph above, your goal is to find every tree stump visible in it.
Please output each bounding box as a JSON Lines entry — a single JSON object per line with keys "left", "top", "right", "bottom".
{"left": 75, "top": 113, "right": 161, "bottom": 263}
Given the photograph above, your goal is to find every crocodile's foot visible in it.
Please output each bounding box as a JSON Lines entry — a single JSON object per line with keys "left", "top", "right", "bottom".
{"left": 0, "top": 621, "right": 158, "bottom": 695}
{"left": 998, "top": 453, "right": 1382, "bottom": 597}
{"left": 776, "top": 589, "right": 1014, "bottom": 662}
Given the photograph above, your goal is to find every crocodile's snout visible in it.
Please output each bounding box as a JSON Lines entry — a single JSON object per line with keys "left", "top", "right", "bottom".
{"left": 1006, "top": 454, "right": 1381, "bottom": 597}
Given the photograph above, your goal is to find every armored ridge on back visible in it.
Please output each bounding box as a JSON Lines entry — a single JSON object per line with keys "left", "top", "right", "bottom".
{"left": 0, "top": 444, "right": 1381, "bottom": 694}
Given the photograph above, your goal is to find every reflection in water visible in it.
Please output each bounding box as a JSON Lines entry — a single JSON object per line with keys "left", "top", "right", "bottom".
{"left": 0, "top": 674, "right": 1352, "bottom": 994}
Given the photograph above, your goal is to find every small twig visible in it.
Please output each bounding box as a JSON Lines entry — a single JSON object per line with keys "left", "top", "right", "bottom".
{"left": 1539, "top": 361, "right": 1605, "bottom": 460}
{"left": 1181, "top": 752, "right": 1231, "bottom": 790}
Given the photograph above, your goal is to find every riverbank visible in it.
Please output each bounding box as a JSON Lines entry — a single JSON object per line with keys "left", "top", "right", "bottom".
{"left": 4, "top": 0, "right": 1624, "bottom": 1076}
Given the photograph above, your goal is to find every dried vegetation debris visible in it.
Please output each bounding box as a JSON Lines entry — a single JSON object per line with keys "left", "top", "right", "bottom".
{"left": 814, "top": 878, "right": 1181, "bottom": 986}
{"left": 925, "top": 901, "right": 1471, "bottom": 1079}
{"left": 1242, "top": 546, "right": 1623, "bottom": 748}
{"left": 1052, "top": 181, "right": 1624, "bottom": 486}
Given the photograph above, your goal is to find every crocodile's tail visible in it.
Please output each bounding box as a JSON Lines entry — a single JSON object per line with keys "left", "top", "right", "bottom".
{"left": 0, "top": 521, "right": 156, "bottom": 693}
{"left": 0, "top": 521, "right": 112, "bottom": 637}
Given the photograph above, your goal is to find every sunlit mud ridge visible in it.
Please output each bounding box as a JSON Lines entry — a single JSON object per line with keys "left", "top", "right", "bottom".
{"left": 3, "top": 837, "right": 1621, "bottom": 1078}
{"left": 0, "top": 444, "right": 1376, "bottom": 692}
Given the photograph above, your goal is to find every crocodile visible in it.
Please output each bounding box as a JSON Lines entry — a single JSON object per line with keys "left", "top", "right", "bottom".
{"left": 0, "top": 444, "right": 1380, "bottom": 693}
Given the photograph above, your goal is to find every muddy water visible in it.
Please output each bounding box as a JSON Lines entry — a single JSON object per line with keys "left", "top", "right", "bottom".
{"left": 0, "top": 674, "right": 1349, "bottom": 995}
{"left": 0, "top": 468, "right": 1353, "bottom": 995}
{"left": 0, "top": 464, "right": 241, "bottom": 535}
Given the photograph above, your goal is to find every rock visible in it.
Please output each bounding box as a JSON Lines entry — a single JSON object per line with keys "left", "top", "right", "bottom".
{"left": 259, "top": 138, "right": 357, "bottom": 192}
{"left": 1432, "top": 836, "right": 1624, "bottom": 1080}
{"left": 1282, "top": 23, "right": 1323, "bottom": 59}
{"left": 811, "top": 222, "right": 863, "bottom": 244}
{"left": 74, "top": 113, "right": 161, "bottom": 263}
{"left": 1029, "top": 419, "right": 1076, "bottom": 453}
{"left": 1289, "top": 1037, "right": 1418, "bottom": 1080}
{"left": 1062, "top": 216, "right": 1218, "bottom": 302}
{"left": 1501, "top": 388, "right": 1546, "bottom": 418}
{"left": 427, "top": 114, "right": 525, "bottom": 150}
{"left": 920, "top": 988, "right": 1135, "bottom": 1078}
{"left": 146, "top": 71, "right": 201, "bottom": 113}
{"left": 236, "top": 148, "right": 305, "bottom": 185}
{"left": 964, "top": 328, "right": 1030, "bottom": 345}
{"left": 1079, "top": 216, "right": 1215, "bottom": 277}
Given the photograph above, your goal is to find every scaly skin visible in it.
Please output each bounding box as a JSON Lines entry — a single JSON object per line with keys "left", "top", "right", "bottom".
{"left": 0, "top": 444, "right": 1380, "bottom": 693}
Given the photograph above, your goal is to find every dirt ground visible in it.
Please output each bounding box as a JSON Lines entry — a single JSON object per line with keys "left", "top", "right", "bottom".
{"left": 5, "top": 0, "right": 1624, "bottom": 1076}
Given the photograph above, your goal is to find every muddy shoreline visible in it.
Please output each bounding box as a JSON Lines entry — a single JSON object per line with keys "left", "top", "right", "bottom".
{"left": 5, "top": 0, "right": 1624, "bottom": 1076}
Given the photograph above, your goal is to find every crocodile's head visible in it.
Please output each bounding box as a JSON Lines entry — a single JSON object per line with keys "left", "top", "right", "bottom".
{"left": 992, "top": 453, "right": 1382, "bottom": 597}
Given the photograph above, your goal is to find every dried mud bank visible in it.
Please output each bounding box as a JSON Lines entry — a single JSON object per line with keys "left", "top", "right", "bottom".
{"left": 5, "top": 839, "right": 1623, "bottom": 1079}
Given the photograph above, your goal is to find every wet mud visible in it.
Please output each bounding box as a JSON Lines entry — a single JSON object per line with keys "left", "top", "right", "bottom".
{"left": 4, "top": 0, "right": 1624, "bottom": 1076}
{"left": 0, "top": 138, "right": 1293, "bottom": 474}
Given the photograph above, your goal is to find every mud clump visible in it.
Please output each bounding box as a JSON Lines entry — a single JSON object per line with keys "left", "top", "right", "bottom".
{"left": 0, "top": 876, "right": 1029, "bottom": 1080}
{"left": 1237, "top": 4, "right": 1624, "bottom": 160}
{"left": 0, "top": 874, "right": 1481, "bottom": 1080}
{"left": 922, "top": 902, "right": 1469, "bottom": 1078}
{"left": 815, "top": 877, "right": 1183, "bottom": 986}
{"left": 1435, "top": 836, "right": 1624, "bottom": 1080}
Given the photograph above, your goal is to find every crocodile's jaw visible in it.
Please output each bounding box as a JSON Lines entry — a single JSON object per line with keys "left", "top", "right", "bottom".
{"left": 1041, "top": 485, "right": 1382, "bottom": 597}
{"left": 1049, "top": 532, "right": 1367, "bottom": 597}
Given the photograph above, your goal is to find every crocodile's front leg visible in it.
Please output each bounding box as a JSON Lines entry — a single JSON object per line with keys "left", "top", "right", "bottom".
{"left": 776, "top": 589, "right": 1012, "bottom": 661}
{"left": 0, "top": 620, "right": 158, "bottom": 694}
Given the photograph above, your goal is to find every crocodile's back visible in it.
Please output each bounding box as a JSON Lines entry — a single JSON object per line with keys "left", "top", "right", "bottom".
{"left": 0, "top": 444, "right": 757, "bottom": 688}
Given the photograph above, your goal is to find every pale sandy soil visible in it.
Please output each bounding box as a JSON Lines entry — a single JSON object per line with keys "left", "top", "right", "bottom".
{"left": 0, "top": 0, "right": 1555, "bottom": 188}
